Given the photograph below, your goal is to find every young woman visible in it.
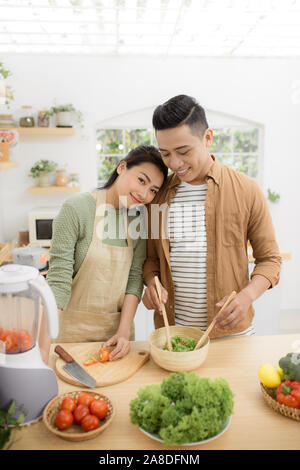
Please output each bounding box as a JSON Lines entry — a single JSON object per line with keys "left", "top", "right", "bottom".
{"left": 43, "top": 145, "right": 168, "bottom": 362}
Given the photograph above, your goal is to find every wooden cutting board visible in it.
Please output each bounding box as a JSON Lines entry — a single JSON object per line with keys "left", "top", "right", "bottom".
{"left": 55, "top": 342, "right": 150, "bottom": 387}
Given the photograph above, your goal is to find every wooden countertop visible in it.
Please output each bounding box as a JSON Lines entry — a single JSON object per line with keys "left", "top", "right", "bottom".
{"left": 10, "top": 334, "right": 300, "bottom": 450}
{"left": 0, "top": 242, "right": 291, "bottom": 267}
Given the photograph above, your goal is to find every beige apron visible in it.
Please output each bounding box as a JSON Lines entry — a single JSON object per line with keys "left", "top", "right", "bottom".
{"left": 55, "top": 189, "right": 135, "bottom": 343}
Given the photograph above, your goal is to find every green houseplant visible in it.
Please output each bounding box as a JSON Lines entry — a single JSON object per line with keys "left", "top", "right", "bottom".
{"left": 29, "top": 159, "right": 58, "bottom": 187}
{"left": 0, "top": 400, "right": 26, "bottom": 450}
{"left": 267, "top": 188, "right": 280, "bottom": 204}
{"left": 0, "top": 60, "right": 14, "bottom": 108}
{"left": 46, "top": 104, "right": 83, "bottom": 128}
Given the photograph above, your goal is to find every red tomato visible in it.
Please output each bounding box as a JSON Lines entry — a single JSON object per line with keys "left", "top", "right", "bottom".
{"left": 55, "top": 409, "right": 73, "bottom": 430}
{"left": 77, "top": 392, "right": 95, "bottom": 407}
{"left": 61, "top": 397, "right": 76, "bottom": 413}
{"left": 98, "top": 348, "right": 110, "bottom": 363}
{"left": 89, "top": 399, "right": 108, "bottom": 420}
{"left": 19, "top": 329, "right": 34, "bottom": 351}
{"left": 11, "top": 329, "right": 21, "bottom": 352}
{"left": 3, "top": 332, "right": 14, "bottom": 352}
{"left": 73, "top": 404, "right": 90, "bottom": 424}
{"left": 83, "top": 358, "right": 98, "bottom": 366}
{"left": 81, "top": 414, "right": 100, "bottom": 432}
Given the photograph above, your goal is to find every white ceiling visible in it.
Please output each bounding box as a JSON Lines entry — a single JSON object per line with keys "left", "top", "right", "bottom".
{"left": 1, "top": 0, "right": 300, "bottom": 57}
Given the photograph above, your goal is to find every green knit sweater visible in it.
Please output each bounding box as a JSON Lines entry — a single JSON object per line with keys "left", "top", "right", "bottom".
{"left": 46, "top": 192, "right": 146, "bottom": 310}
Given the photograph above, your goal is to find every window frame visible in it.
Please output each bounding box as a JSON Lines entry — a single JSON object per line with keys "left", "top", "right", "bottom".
{"left": 96, "top": 124, "right": 263, "bottom": 186}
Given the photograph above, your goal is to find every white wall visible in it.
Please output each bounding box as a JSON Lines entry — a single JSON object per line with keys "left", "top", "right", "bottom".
{"left": 0, "top": 54, "right": 299, "bottom": 314}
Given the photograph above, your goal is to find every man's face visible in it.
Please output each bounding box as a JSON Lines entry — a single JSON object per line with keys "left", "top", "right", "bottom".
{"left": 156, "top": 124, "right": 213, "bottom": 185}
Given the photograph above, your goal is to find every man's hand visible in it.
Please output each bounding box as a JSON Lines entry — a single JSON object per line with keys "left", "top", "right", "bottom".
{"left": 142, "top": 277, "right": 168, "bottom": 314}
{"left": 214, "top": 275, "right": 271, "bottom": 330}
{"left": 214, "top": 290, "right": 252, "bottom": 330}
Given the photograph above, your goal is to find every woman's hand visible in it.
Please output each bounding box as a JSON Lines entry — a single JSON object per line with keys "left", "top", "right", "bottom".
{"left": 101, "top": 334, "right": 130, "bottom": 361}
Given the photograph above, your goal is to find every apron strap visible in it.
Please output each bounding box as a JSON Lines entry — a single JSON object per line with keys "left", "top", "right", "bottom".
{"left": 94, "top": 189, "right": 133, "bottom": 248}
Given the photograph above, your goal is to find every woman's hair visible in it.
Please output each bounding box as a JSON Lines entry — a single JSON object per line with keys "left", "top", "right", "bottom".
{"left": 99, "top": 145, "right": 168, "bottom": 190}
{"left": 152, "top": 94, "right": 209, "bottom": 137}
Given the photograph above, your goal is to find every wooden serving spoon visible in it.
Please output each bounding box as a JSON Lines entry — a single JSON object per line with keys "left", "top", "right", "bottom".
{"left": 194, "top": 290, "right": 237, "bottom": 350}
{"left": 154, "top": 276, "right": 172, "bottom": 351}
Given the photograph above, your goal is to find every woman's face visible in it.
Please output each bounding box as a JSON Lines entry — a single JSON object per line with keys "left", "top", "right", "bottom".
{"left": 115, "top": 161, "right": 164, "bottom": 208}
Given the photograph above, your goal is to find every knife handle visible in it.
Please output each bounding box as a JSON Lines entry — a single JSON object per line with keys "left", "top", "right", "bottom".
{"left": 54, "top": 345, "right": 74, "bottom": 363}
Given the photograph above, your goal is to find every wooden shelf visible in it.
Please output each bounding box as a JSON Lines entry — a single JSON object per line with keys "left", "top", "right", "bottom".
{"left": 27, "top": 185, "right": 81, "bottom": 194}
{"left": 0, "top": 161, "right": 20, "bottom": 171}
{"left": 0, "top": 127, "right": 76, "bottom": 135}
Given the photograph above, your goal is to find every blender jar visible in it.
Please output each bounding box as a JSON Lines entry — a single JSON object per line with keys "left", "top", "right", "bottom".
{"left": 0, "top": 264, "right": 58, "bottom": 355}
{"left": 0, "top": 287, "right": 39, "bottom": 354}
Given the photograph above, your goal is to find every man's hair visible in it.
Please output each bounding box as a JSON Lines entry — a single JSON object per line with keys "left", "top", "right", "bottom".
{"left": 152, "top": 94, "right": 209, "bottom": 137}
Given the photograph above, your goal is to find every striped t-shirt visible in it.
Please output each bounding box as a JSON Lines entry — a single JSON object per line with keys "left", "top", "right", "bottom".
{"left": 168, "top": 180, "right": 255, "bottom": 337}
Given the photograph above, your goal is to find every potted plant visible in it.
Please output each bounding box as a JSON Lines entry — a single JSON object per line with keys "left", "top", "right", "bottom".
{"left": 0, "top": 61, "right": 14, "bottom": 108}
{"left": 46, "top": 104, "right": 83, "bottom": 128}
{"left": 0, "top": 400, "right": 26, "bottom": 450}
{"left": 28, "top": 159, "right": 58, "bottom": 187}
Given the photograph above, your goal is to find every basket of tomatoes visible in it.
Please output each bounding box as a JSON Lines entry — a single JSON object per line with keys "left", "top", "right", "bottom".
{"left": 258, "top": 352, "right": 300, "bottom": 421}
{"left": 43, "top": 391, "right": 115, "bottom": 441}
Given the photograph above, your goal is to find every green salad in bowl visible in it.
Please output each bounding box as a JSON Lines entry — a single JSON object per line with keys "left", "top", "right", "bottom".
{"left": 130, "top": 372, "right": 234, "bottom": 446}
{"left": 163, "top": 335, "right": 197, "bottom": 352}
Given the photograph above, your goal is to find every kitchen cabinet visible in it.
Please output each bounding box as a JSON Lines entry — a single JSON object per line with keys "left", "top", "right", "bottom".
{"left": 10, "top": 334, "right": 300, "bottom": 450}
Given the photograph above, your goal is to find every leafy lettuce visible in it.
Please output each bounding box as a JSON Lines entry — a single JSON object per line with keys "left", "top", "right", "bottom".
{"left": 129, "top": 372, "right": 234, "bottom": 445}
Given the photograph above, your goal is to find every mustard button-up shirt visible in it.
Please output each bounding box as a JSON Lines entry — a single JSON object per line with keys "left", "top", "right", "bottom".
{"left": 143, "top": 156, "right": 281, "bottom": 338}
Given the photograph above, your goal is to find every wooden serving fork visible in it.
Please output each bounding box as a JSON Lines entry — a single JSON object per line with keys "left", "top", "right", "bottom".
{"left": 194, "top": 291, "right": 237, "bottom": 350}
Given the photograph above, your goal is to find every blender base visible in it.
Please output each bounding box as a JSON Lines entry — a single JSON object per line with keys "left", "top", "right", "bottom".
{"left": 0, "top": 366, "right": 58, "bottom": 424}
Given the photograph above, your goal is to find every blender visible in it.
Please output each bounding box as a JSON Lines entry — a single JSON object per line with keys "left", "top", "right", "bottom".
{"left": 0, "top": 264, "right": 59, "bottom": 424}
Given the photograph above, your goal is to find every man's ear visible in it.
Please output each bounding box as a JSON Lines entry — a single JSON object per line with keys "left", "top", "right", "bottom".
{"left": 204, "top": 128, "right": 213, "bottom": 148}
{"left": 117, "top": 161, "right": 127, "bottom": 175}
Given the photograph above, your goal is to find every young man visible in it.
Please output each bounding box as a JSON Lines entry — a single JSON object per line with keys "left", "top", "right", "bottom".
{"left": 142, "top": 94, "right": 281, "bottom": 337}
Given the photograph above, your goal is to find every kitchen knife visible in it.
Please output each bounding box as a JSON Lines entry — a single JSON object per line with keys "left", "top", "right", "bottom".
{"left": 54, "top": 345, "right": 97, "bottom": 388}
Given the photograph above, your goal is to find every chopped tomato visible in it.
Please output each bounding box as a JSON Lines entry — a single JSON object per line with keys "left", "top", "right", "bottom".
{"left": 0, "top": 328, "right": 33, "bottom": 352}
{"left": 18, "top": 329, "right": 34, "bottom": 351}
{"left": 83, "top": 357, "right": 98, "bottom": 366}
{"left": 98, "top": 348, "right": 110, "bottom": 363}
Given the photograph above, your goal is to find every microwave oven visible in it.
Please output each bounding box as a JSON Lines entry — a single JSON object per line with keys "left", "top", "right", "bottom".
{"left": 28, "top": 206, "right": 61, "bottom": 247}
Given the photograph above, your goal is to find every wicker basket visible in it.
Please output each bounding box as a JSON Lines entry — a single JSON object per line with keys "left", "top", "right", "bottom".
{"left": 149, "top": 325, "right": 210, "bottom": 372}
{"left": 43, "top": 390, "right": 115, "bottom": 441}
{"left": 260, "top": 383, "right": 300, "bottom": 421}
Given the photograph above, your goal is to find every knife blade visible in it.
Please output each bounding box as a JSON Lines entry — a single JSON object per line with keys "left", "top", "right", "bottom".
{"left": 54, "top": 345, "right": 97, "bottom": 388}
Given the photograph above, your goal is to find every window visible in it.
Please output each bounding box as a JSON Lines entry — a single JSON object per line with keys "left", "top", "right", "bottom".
{"left": 210, "top": 127, "right": 260, "bottom": 180}
{"left": 96, "top": 128, "right": 155, "bottom": 183}
{"left": 96, "top": 126, "right": 261, "bottom": 184}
